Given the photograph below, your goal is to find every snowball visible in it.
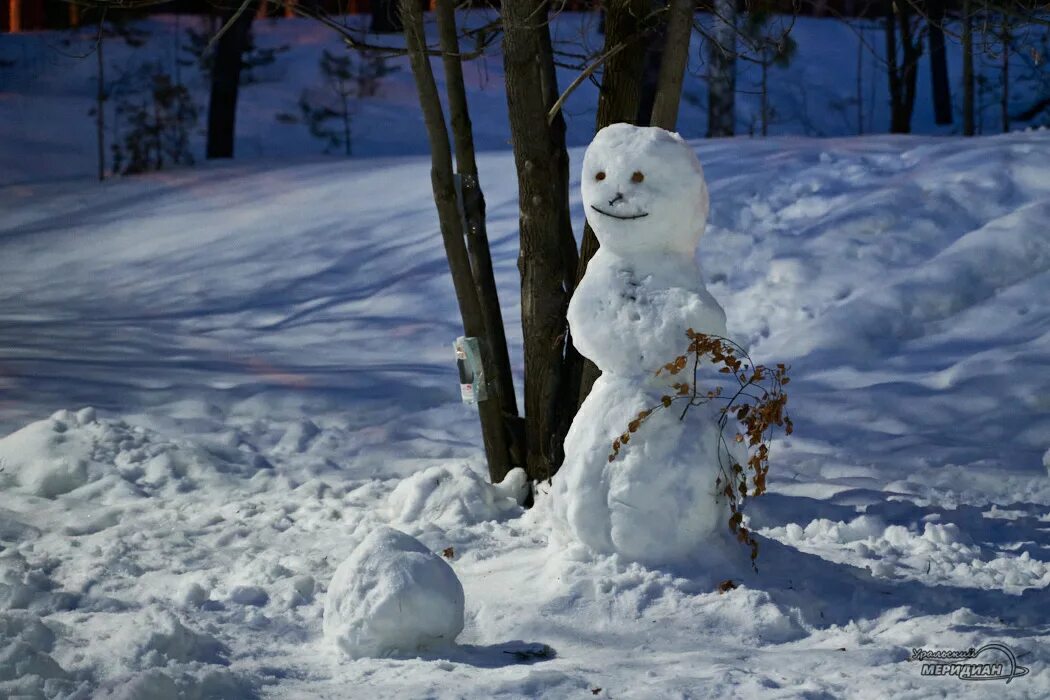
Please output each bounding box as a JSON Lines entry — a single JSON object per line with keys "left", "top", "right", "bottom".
{"left": 386, "top": 464, "right": 526, "bottom": 531}
{"left": 323, "top": 526, "right": 464, "bottom": 658}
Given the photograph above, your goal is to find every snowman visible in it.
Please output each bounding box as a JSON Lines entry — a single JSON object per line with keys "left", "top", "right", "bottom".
{"left": 552, "top": 124, "right": 732, "bottom": 566}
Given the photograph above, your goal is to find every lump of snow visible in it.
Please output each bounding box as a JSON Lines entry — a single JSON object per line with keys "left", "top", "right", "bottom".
{"left": 0, "top": 408, "right": 258, "bottom": 498}
{"left": 386, "top": 464, "right": 527, "bottom": 531}
{"left": 128, "top": 611, "right": 228, "bottom": 668}
{"left": 228, "top": 585, "right": 269, "bottom": 607}
{"left": 323, "top": 526, "right": 464, "bottom": 658}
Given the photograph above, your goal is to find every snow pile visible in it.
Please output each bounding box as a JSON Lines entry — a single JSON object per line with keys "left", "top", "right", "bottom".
{"left": 0, "top": 408, "right": 259, "bottom": 498}
{"left": 0, "top": 611, "right": 72, "bottom": 698}
{"left": 386, "top": 463, "right": 527, "bottom": 531}
{"left": 553, "top": 125, "right": 732, "bottom": 565}
{"left": 765, "top": 515, "right": 1050, "bottom": 593}
{"left": 323, "top": 526, "right": 465, "bottom": 658}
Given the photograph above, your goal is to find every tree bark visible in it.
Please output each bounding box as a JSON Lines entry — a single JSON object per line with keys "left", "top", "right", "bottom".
{"left": 96, "top": 21, "right": 105, "bottom": 181}
{"left": 927, "top": 0, "right": 952, "bottom": 125}
{"left": 962, "top": 0, "right": 975, "bottom": 135}
{"left": 1001, "top": 18, "right": 1010, "bottom": 133}
{"left": 501, "top": 0, "right": 578, "bottom": 483}
{"left": 886, "top": 0, "right": 920, "bottom": 134}
{"left": 433, "top": 0, "right": 522, "bottom": 477}
{"left": 706, "top": 0, "right": 736, "bottom": 137}
{"left": 401, "top": 0, "right": 514, "bottom": 482}
{"left": 650, "top": 0, "right": 694, "bottom": 130}
{"left": 8, "top": 0, "right": 20, "bottom": 32}
{"left": 206, "top": 3, "right": 255, "bottom": 159}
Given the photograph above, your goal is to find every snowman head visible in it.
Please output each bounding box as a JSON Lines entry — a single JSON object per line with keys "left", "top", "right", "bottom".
{"left": 581, "top": 124, "right": 709, "bottom": 257}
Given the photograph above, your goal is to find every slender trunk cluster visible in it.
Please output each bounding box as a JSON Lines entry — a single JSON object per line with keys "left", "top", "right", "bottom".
{"left": 400, "top": 0, "right": 520, "bottom": 483}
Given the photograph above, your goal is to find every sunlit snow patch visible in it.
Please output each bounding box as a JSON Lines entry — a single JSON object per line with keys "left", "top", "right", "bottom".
{"left": 764, "top": 515, "right": 1050, "bottom": 593}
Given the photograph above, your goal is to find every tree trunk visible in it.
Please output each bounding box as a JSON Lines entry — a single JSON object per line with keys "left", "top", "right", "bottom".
{"left": 927, "top": 0, "right": 952, "bottom": 125}
{"left": 501, "top": 0, "right": 578, "bottom": 483}
{"left": 1001, "top": 18, "right": 1010, "bottom": 133}
{"left": 707, "top": 0, "right": 736, "bottom": 137}
{"left": 962, "top": 0, "right": 974, "bottom": 135}
{"left": 886, "top": 1, "right": 919, "bottom": 134}
{"left": 650, "top": 0, "right": 694, "bottom": 130}
{"left": 206, "top": 3, "right": 255, "bottom": 159}
{"left": 574, "top": 0, "right": 651, "bottom": 408}
{"left": 96, "top": 22, "right": 105, "bottom": 181}
{"left": 401, "top": 0, "right": 515, "bottom": 482}
{"left": 434, "top": 0, "right": 523, "bottom": 478}
{"left": 856, "top": 26, "right": 864, "bottom": 133}
{"left": 372, "top": 0, "right": 403, "bottom": 34}
{"left": 8, "top": 0, "right": 20, "bottom": 32}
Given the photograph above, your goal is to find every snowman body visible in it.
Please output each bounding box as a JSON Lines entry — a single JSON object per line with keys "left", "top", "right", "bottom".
{"left": 552, "top": 124, "right": 731, "bottom": 565}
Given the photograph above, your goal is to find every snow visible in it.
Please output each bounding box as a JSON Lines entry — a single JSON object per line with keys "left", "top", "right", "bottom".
{"left": 386, "top": 464, "right": 527, "bottom": 533}
{"left": 322, "top": 526, "right": 465, "bottom": 659}
{"left": 0, "top": 15, "right": 1049, "bottom": 699}
{"left": 553, "top": 125, "right": 733, "bottom": 565}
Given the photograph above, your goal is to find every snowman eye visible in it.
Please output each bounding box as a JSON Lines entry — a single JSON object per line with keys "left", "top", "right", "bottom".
{"left": 595, "top": 171, "right": 606, "bottom": 181}
{"left": 631, "top": 171, "right": 645, "bottom": 183}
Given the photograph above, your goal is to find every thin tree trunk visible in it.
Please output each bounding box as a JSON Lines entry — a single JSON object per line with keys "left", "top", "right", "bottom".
{"left": 899, "top": 6, "right": 920, "bottom": 132}
{"left": 8, "top": 0, "right": 20, "bottom": 32}
{"left": 928, "top": 0, "right": 952, "bottom": 124}
{"left": 434, "top": 0, "right": 522, "bottom": 477}
{"left": 206, "top": 3, "right": 254, "bottom": 159}
{"left": 96, "top": 22, "right": 105, "bottom": 181}
{"left": 962, "top": 0, "right": 974, "bottom": 135}
{"left": 574, "top": 0, "right": 651, "bottom": 408}
{"left": 761, "top": 57, "right": 768, "bottom": 136}
{"left": 342, "top": 94, "right": 351, "bottom": 155}
{"left": 650, "top": 0, "right": 693, "bottom": 130}
{"left": 856, "top": 25, "right": 864, "bottom": 134}
{"left": 1001, "top": 17, "right": 1010, "bottom": 132}
{"left": 401, "top": 0, "right": 514, "bottom": 482}
{"left": 886, "top": 1, "right": 919, "bottom": 134}
{"left": 707, "top": 0, "right": 736, "bottom": 137}
{"left": 502, "top": 0, "right": 578, "bottom": 483}
{"left": 636, "top": 0, "right": 666, "bottom": 124}
{"left": 885, "top": 3, "right": 902, "bottom": 131}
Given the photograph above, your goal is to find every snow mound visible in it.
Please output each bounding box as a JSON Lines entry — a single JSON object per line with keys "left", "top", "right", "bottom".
{"left": 0, "top": 610, "right": 75, "bottom": 699}
{"left": 0, "top": 408, "right": 260, "bottom": 498}
{"left": 123, "top": 611, "right": 229, "bottom": 669}
{"left": 765, "top": 516, "right": 1050, "bottom": 594}
{"left": 323, "top": 526, "right": 465, "bottom": 658}
{"left": 386, "top": 464, "right": 527, "bottom": 531}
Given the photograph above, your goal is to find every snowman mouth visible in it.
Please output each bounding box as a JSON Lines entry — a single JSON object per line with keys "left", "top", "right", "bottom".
{"left": 590, "top": 205, "right": 649, "bottom": 221}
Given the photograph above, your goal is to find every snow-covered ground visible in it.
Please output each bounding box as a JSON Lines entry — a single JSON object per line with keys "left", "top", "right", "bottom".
{"left": 2, "top": 130, "right": 1048, "bottom": 698}
{"left": 2, "top": 13, "right": 1050, "bottom": 700}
